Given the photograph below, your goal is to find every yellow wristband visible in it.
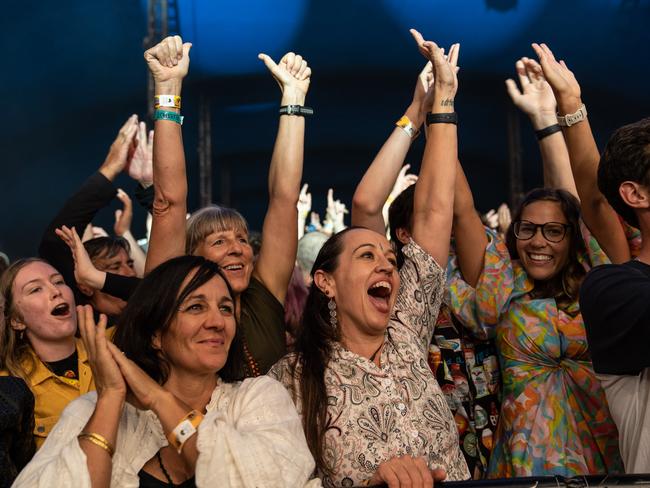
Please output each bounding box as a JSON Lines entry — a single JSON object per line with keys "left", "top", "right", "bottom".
{"left": 154, "top": 95, "right": 181, "bottom": 109}
{"left": 78, "top": 432, "right": 115, "bottom": 457}
{"left": 166, "top": 410, "right": 204, "bottom": 454}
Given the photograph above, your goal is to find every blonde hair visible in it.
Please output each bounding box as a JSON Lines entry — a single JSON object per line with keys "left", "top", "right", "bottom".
{"left": 0, "top": 258, "right": 43, "bottom": 379}
{"left": 186, "top": 205, "right": 249, "bottom": 254}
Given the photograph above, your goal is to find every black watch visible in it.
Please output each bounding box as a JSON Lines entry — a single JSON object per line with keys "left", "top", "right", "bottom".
{"left": 279, "top": 105, "right": 314, "bottom": 116}
{"left": 426, "top": 112, "right": 458, "bottom": 126}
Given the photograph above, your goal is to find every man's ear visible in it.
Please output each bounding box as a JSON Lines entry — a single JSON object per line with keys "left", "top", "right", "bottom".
{"left": 77, "top": 283, "right": 95, "bottom": 298}
{"left": 313, "top": 270, "right": 336, "bottom": 298}
{"left": 619, "top": 181, "right": 650, "bottom": 211}
{"left": 395, "top": 227, "right": 412, "bottom": 245}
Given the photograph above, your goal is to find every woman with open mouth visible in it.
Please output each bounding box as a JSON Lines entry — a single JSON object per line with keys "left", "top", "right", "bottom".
{"left": 12, "top": 255, "right": 319, "bottom": 487}
{"left": 0, "top": 258, "right": 88, "bottom": 451}
{"left": 269, "top": 31, "right": 470, "bottom": 487}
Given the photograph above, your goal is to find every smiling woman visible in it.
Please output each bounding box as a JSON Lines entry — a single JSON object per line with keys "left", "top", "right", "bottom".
{"left": 12, "top": 255, "right": 319, "bottom": 487}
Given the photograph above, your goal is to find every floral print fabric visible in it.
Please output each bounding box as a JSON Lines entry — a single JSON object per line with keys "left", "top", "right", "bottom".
{"left": 446, "top": 225, "right": 623, "bottom": 477}
{"left": 270, "top": 241, "right": 470, "bottom": 487}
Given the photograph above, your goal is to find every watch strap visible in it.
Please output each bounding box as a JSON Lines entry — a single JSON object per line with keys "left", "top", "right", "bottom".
{"left": 426, "top": 112, "right": 458, "bottom": 126}
{"left": 279, "top": 105, "right": 314, "bottom": 116}
{"left": 557, "top": 103, "right": 587, "bottom": 127}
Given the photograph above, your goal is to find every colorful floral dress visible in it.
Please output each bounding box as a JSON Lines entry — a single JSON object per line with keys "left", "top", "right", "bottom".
{"left": 446, "top": 226, "right": 623, "bottom": 477}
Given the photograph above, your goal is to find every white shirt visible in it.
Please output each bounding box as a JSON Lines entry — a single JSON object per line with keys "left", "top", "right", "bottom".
{"left": 12, "top": 376, "right": 321, "bottom": 488}
{"left": 598, "top": 369, "right": 650, "bottom": 473}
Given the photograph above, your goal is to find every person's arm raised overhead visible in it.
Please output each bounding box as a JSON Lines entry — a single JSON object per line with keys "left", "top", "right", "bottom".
{"left": 254, "top": 52, "right": 311, "bottom": 304}
{"left": 352, "top": 62, "right": 433, "bottom": 235}
{"left": 113, "top": 189, "right": 146, "bottom": 277}
{"left": 506, "top": 57, "right": 578, "bottom": 196}
{"left": 409, "top": 30, "right": 459, "bottom": 266}
{"left": 532, "top": 42, "right": 629, "bottom": 263}
{"left": 144, "top": 35, "right": 192, "bottom": 273}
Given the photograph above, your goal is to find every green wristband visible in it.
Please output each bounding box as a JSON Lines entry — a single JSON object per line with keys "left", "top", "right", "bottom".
{"left": 154, "top": 109, "right": 184, "bottom": 125}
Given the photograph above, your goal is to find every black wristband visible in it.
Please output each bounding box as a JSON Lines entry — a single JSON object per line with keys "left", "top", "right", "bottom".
{"left": 279, "top": 105, "right": 314, "bottom": 116}
{"left": 535, "top": 124, "right": 562, "bottom": 140}
{"left": 426, "top": 112, "right": 458, "bottom": 126}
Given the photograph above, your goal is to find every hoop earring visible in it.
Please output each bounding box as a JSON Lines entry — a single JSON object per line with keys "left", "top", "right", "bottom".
{"left": 328, "top": 298, "right": 338, "bottom": 328}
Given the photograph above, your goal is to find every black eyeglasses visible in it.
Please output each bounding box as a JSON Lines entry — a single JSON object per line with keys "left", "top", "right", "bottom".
{"left": 513, "top": 220, "right": 571, "bottom": 243}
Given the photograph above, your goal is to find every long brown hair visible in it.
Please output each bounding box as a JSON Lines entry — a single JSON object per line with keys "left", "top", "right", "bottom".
{"left": 505, "top": 188, "right": 586, "bottom": 310}
{"left": 0, "top": 258, "right": 47, "bottom": 379}
{"left": 289, "top": 228, "right": 358, "bottom": 475}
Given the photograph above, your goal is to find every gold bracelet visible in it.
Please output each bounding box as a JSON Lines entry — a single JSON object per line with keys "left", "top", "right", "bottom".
{"left": 78, "top": 432, "right": 115, "bottom": 457}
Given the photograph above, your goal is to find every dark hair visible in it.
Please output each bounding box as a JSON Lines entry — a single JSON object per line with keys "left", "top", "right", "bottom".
{"left": 388, "top": 184, "right": 415, "bottom": 268}
{"left": 112, "top": 255, "right": 244, "bottom": 384}
{"left": 505, "top": 188, "right": 586, "bottom": 309}
{"left": 598, "top": 117, "right": 650, "bottom": 228}
{"left": 284, "top": 265, "right": 308, "bottom": 338}
{"left": 84, "top": 236, "right": 131, "bottom": 263}
{"left": 290, "top": 228, "right": 359, "bottom": 475}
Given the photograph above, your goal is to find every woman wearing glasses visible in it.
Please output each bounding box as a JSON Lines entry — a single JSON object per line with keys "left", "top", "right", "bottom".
{"left": 446, "top": 56, "right": 622, "bottom": 478}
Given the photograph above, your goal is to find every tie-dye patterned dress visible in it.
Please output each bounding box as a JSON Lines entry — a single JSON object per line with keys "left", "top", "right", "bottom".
{"left": 446, "top": 226, "right": 623, "bottom": 477}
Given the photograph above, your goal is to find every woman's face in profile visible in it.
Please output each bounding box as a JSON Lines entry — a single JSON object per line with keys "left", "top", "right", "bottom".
{"left": 156, "top": 273, "right": 237, "bottom": 377}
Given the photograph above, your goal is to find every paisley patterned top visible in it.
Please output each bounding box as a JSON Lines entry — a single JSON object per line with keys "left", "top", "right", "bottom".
{"left": 269, "top": 240, "right": 470, "bottom": 487}
{"left": 446, "top": 226, "right": 623, "bottom": 477}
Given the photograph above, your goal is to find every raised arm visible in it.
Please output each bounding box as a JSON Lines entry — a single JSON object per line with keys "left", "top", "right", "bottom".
{"left": 39, "top": 116, "right": 138, "bottom": 294}
{"left": 253, "top": 52, "right": 311, "bottom": 304}
{"left": 144, "top": 36, "right": 192, "bottom": 273}
{"left": 452, "top": 160, "right": 487, "bottom": 287}
{"left": 351, "top": 62, "right": 432, "bottom": 234}
{"left": 409, "top": 31, "right": 459, "bottom": 266}
{"left": 532, "top": 43, "right": 630, "bottom": 263}
{"left": 506, "top": 57, "right": 578, "bottom": 196}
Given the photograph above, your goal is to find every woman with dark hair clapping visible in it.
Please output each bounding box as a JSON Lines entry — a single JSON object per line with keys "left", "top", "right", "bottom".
{"left": 13, "top": 256, "right": 318, "bottom": 487}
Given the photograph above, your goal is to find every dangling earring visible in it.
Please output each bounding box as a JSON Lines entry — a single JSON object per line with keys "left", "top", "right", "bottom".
{"left": 18, "top": 330, "right": 24, "bottom": 341}
{"left": 328, "top": 298, "right": 338, "bottom": 328}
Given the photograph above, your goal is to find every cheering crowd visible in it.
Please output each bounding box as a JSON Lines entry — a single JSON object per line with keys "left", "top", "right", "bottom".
{"left": 1, "top": 28, "right": 649, "bottom": 488}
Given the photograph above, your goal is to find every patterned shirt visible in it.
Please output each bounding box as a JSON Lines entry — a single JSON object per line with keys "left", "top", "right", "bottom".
{"left": 270, "top": 241, "right": 470, "bottom": 487}
{"left": 447, "top": 226, "right": 623, "bottom": 477}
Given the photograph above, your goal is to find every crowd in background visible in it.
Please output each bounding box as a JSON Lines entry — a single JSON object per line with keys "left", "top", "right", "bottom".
{"left": 1, "top": 28, "right": 650, "bottom": 488}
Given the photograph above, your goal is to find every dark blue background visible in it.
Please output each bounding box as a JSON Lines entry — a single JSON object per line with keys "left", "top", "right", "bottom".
{"left": 2, "top": 0, "right": 649, "bottom": 259}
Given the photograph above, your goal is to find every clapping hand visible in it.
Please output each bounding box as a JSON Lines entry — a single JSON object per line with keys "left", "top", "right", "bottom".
{"left": 56, "top": 225, "right": 106, "bottom": 291}
{"left": 113, "top": 189, "right": 133, "bottom": 237}
{"left": 531, "top": 43, "right": 581, "bottom": 108}
{"left": 100, "top": 115, "right": 139, "bottom": 181}
{"left": 128, "top": 122, "right": 154, "bottom": 187}
{"left": 506, "top": 57, "right": 557, "bottom": 129}
{"left": 410, "top": 29, "right": 459, "bottom": 106}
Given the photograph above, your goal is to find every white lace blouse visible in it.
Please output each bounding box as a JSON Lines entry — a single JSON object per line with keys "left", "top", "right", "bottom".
{"left": 12, "top": 375, "right": 321, "bottom": 488}
{"left": 269, "top": 241, "right": 470, "bottom": 487}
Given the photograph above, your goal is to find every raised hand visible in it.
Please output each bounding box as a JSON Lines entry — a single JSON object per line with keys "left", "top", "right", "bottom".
{"left": 56, "top": 225, "right": 106, "bottom": 291}
{"left": 531, "top": 43, "right": 581, "bottom": 108}
{"left": 497, "top": 202, "right": 512, "bottom": 235}
{"left": 144, "top": 35, "right": 192, "bottom": 84}
{"left": 128, "top": 122, "right": 154, "bottom": 187}
{"left": 99, "top": 115, "right": 139, "bottom": 181}
{"left": 324, "top": 188, "right": 349, "bottom": 234}
{"left": 307, "top": 212, "right": 324, "bottom": 234}
{"left": 297, "top": 183, "right": 312, "bottom": 221}
{"left": 258, "top": 52, "right": 311, "bottom": 105}
{"left": 106, "top": 340, "right": 167, "bottom": 411}
{"left": 113, "top": 189, "right": 133, "bottom": 237}
{"left": 506, "top": 57, "right": 557, "bottom": 129}
{"left": 392, "top": 164, "right": 418, "bottom": 200}
{"left": 77, "top": 305, "right": 126, "bottom": 399}
{"left": 410, "top": 29, "right": 459, "bottom": 106}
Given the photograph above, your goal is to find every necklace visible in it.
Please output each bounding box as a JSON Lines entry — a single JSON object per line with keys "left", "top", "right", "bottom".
{"left": 157, "top": 450, "right": 175, "bottom": 486}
